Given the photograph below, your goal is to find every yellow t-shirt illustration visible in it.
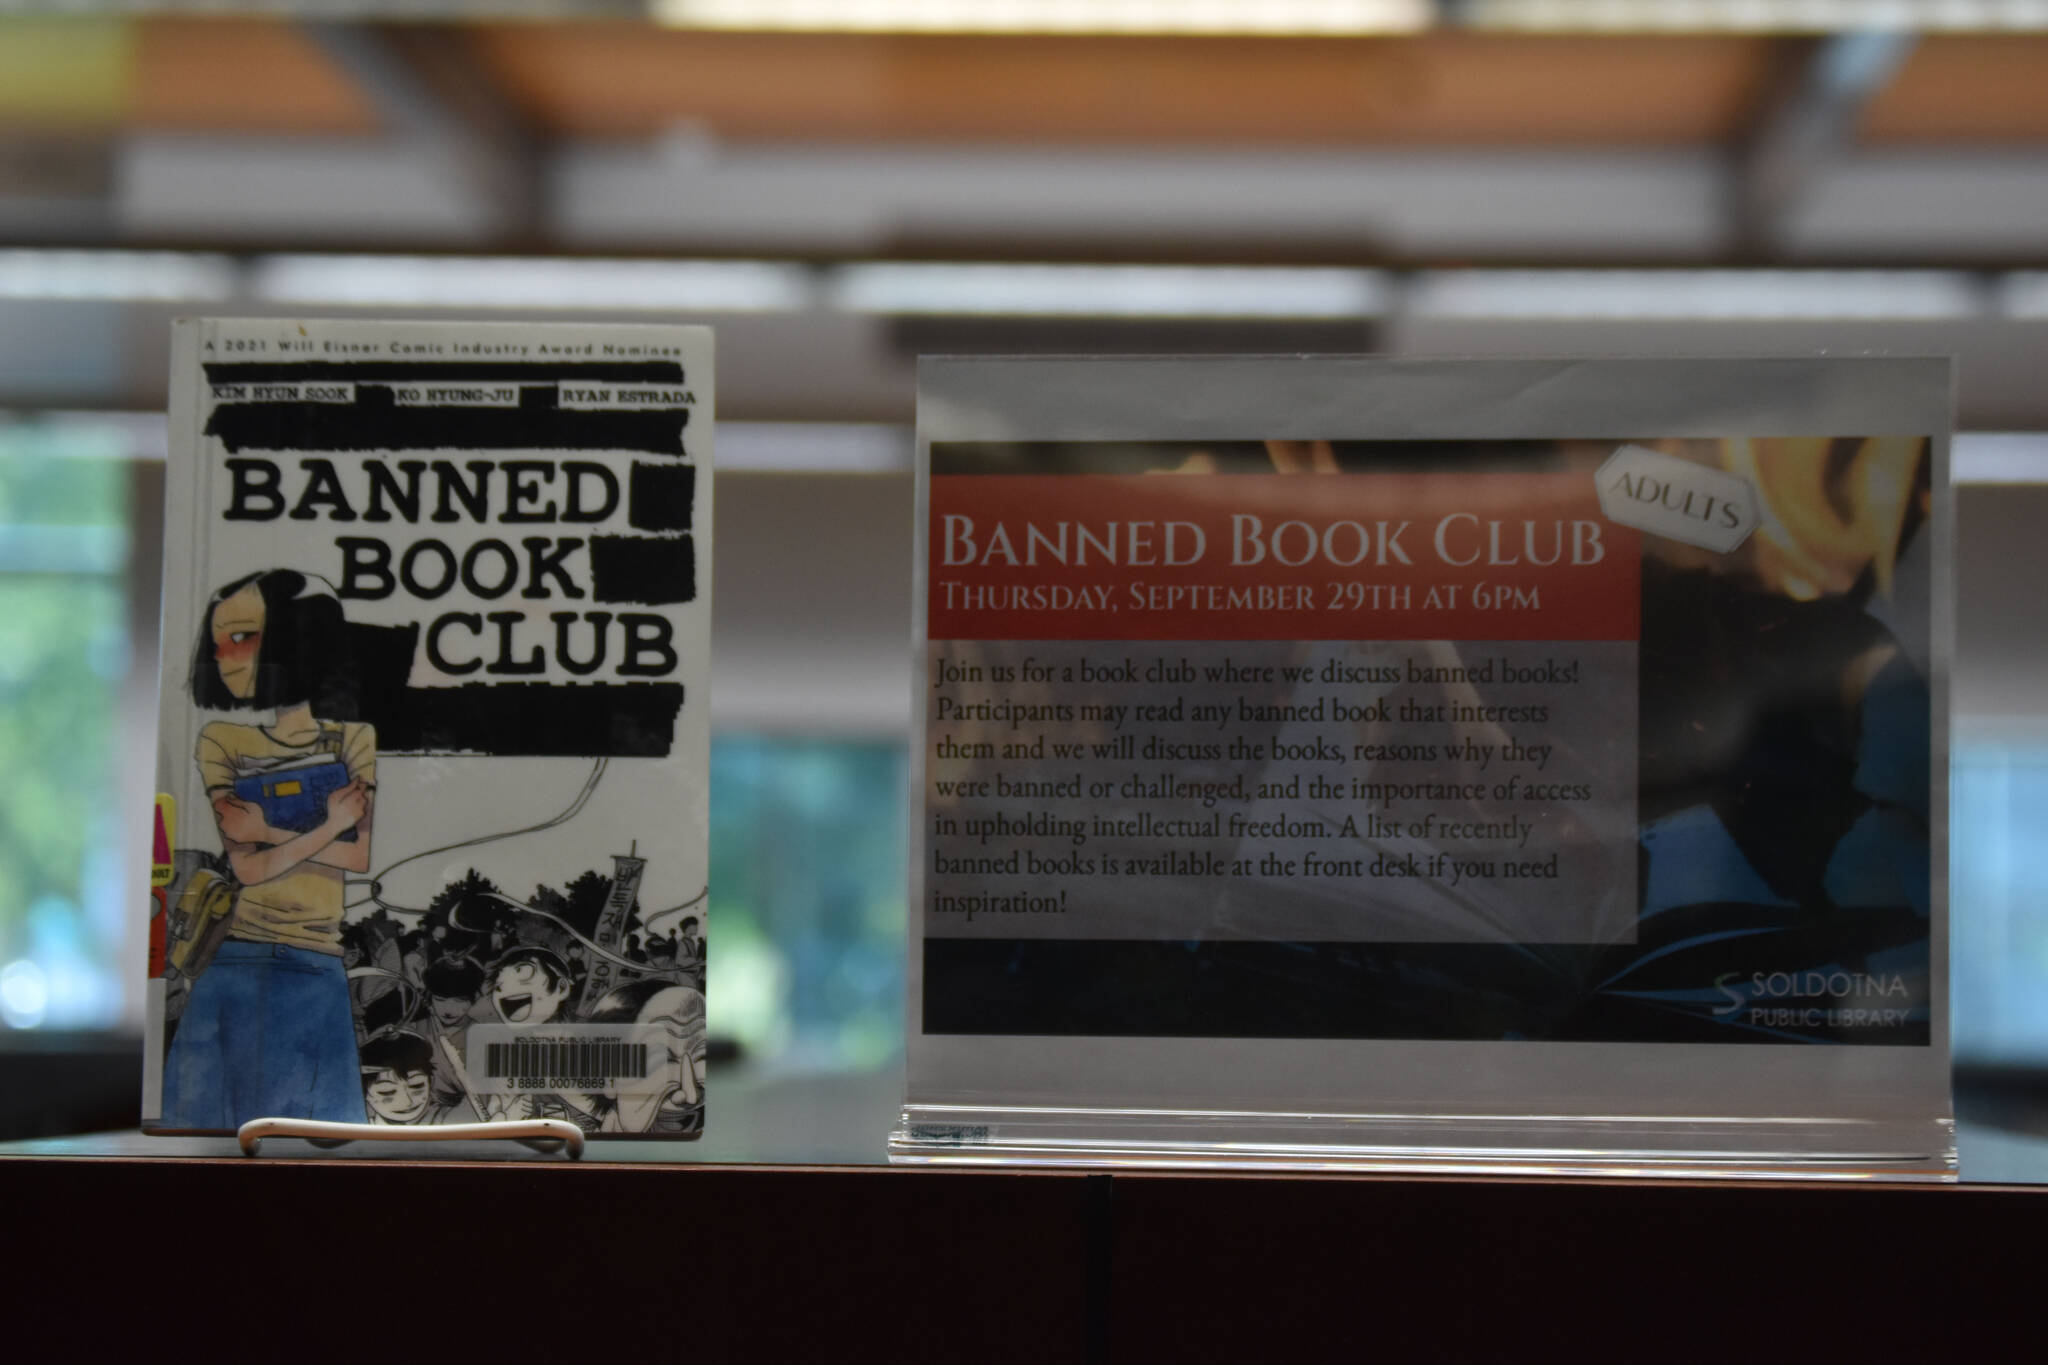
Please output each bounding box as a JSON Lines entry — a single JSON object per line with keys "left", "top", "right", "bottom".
{"left": 196, "top": 719, "right": 375, "bottom": 955}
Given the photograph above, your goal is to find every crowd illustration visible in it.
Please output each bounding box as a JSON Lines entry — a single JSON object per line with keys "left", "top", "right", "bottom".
{"left": 339, "top": 859, "right": 707, "bottom": 1135}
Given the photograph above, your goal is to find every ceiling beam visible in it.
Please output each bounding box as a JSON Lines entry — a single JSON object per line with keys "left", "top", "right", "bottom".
{"left": 300, "top": 23, "right": 542, "bottom": 243}
{"left": 1736, "top": 31, "right": 1917, "bottom": 258}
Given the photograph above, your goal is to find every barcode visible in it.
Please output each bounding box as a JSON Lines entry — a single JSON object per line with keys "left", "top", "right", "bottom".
{"left": 485, "top": 1040, "right": 647, "bottom": 1080}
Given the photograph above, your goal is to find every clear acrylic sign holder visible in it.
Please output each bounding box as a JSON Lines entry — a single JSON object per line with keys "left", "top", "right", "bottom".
{"left": 894, "top": 356, "right": 1954, "bottom": 1180}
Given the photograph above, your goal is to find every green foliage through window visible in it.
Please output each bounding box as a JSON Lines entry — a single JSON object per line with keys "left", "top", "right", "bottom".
{"left": 708, "top": 735, "right": 905, "bottom": 1069}
{"left": 0, "top": 420, "right": 129, "bottom": 1030}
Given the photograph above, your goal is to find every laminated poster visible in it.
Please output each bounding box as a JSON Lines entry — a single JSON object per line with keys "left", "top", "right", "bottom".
{"left": 145, "top": 319, "right": 710, "bottom": 1139}
{"left": 904, "top": 356, "right": 1951, "bottom": 1173}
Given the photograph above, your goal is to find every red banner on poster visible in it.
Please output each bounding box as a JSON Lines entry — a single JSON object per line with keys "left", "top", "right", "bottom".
{"left": 930, "top": 473, "right": 1640, "bottom": 642}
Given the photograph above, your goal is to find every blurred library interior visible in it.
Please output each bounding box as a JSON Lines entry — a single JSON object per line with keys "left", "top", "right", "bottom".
{"left": 4, "top": 2, "right": 2048, "bottom": 1137}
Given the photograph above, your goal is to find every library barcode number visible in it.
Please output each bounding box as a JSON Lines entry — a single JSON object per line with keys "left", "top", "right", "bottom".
{"left": 486, "top": 1039, "right": 647, "bottom": 1085}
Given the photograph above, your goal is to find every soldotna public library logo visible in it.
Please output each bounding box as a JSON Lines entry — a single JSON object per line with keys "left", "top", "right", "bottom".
{"left": 1714, "top": 971, "right": 1917, "bottom": 1029}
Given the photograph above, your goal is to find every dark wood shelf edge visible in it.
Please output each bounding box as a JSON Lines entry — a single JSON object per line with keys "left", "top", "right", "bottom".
{"left": 11, "top": 1153, "right": 2038, "bottom": 1359}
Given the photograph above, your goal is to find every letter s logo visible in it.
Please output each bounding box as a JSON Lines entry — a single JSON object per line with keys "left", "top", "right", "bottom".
{"left": 1713, "top": 972, "right": 1746, "bottom": 1017}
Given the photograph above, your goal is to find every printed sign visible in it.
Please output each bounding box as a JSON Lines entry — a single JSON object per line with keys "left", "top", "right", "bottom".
{"left": 901, "top": 357, "right": 1953, "bottom": 1176}
{"left": 929, "top": 468, "right": 1643, "bottom": 952}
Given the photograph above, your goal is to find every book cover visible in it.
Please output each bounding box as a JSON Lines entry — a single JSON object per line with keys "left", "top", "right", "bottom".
{"left": 144, "top": 318, "right": 711, "bottom": 1138}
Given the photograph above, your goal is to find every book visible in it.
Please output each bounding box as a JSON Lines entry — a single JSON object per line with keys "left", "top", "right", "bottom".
{"left": 144, "top": 318, "right": 712, "bottom": 1138}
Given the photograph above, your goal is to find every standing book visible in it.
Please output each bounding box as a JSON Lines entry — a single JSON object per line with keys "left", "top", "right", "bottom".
{"left": 144, "top": 319, "right": 712, "bottom": 1139}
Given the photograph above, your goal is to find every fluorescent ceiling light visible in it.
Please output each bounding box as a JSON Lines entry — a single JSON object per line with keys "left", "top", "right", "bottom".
{"left": 719, "top": 422, "right": 910, "bottom": 473}
{"left": 655, "top": 0, "right": 1430, "bottom": 33}
{"left": 1954, "top": 434, "right": 2048, "bottom": 484}
{"left": 0, "top": 250, "right": 2009, "bottom": 327}
{"left": 46, "top": 410, "right": 2048, "bottom": 485}
{"left": 1992, "top": 272, "right": 2048, "bottom": 319}
{"left": 1465, "top": 0, "right": 2048, "bottom": 30}
{"left": 830, "top": 263, "right": 1386, "bottom": 319}
{"left": 1406, "top": 269, "right": 1982, "bottom": 320}
{"left": 251, "top": 255, "right": 815, "bottom": 313}
{"left": 0, "top": 250, "right": 235, "bottom": 304}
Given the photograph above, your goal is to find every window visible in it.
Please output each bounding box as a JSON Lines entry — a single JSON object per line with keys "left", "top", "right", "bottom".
{"left": 1953, "top": 738, "right": 2048, "bottom": 1068}
{"left": 708, "top": 734, "right": 906, "bottom": 1069}
{"left": 0, "top": 418, "right": 132, "bottom": 1031}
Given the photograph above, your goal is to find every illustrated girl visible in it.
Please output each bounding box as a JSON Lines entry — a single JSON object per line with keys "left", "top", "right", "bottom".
{"left": 161, "top": 570, "right": 376, "bottom": 1128}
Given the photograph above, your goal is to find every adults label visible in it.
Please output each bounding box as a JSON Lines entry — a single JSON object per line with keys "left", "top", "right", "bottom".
{"left": 1596, "top": 443, "right": 1758, "bottom": 553}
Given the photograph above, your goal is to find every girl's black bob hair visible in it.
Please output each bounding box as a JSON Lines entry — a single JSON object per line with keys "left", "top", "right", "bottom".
{"left": 189, "top": 569, "right": 360, "bottom": 718}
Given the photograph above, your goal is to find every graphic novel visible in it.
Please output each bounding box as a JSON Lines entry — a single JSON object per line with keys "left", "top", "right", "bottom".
{"left": 145, "top": 319, "right": 711, "bottom": 1138}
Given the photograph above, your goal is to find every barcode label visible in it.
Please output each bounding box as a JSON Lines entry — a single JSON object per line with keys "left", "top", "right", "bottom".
{"left": 485, "top": 1040, "right": 647, "bottom": 1082}
{"left": 467, "top": 1024, "right": 671, "bottom": 1095}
